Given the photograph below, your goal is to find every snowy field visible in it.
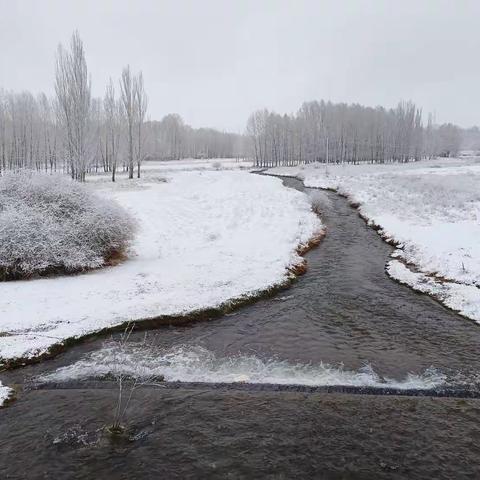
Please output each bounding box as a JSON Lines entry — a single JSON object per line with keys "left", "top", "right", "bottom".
{"left": 0, "top": 160, "right": 321, "bottom": 366}
{"left": 88, "top": 158, "right": 254, "bottom": 182}
{"left": 140, "top": 158, "right": 253, "bottom": 172}
{"left": 269, "top": 157, "right": 480, "bottom": 323}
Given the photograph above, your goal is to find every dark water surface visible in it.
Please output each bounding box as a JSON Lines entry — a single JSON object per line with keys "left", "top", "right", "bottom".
{"left": 1, "top": 178, "right": 480, "bottom": 479}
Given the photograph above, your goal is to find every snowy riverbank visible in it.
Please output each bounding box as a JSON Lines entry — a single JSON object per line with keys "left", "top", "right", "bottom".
{"left": 0, "top": 165, "right": 322, "bottom": 366}
{"left": 268, "top": 157, "right": 480, "bottom": 323}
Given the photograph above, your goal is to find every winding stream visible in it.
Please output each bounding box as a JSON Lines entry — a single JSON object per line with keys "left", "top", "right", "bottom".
{"left": 1, "top": 178, "right": 480, "bottom": 479}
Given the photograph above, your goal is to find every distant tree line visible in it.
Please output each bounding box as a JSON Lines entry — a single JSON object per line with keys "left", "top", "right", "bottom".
{"left": 246, "top": 101, "right": 463, "bottom": 167}
{"left": 145, "top": 114, "right": 247, "bottom": 160}
{"left": 461, "top": 126, "right": 480, "bottom": 153}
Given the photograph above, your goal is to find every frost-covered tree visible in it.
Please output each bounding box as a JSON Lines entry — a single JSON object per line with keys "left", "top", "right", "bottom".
{"left": 461, "top": 126, "right": 480, "bottom": 152}
{"left": 38, "top": 93, "right": 58, "bottom": 172}
{"left": 119, "top": 66, "right": 136, "bottom": 179}
{"left": 0, "top": 94, "right": 5, "bottom": 174}
{"left": 119, "top": 66, "right": 148, "bottom": 179}
{"left": 133, "top": 72, "right": 148, "bottom": 178}
{"left": 158, "top": 113, "right": 184, "bottom": 159}
{"left": 436, "top": 123, "right": 461, "bottom": 157}
{"left": 104, "top": 79, "right": 122, "bottom": 182}
{"left": 55, "top": 31, "right": 92, "bottom": 181}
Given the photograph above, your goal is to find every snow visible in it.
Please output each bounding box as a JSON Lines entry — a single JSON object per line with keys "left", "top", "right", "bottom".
{"left": 0, "top": 381, "right": 13, "bottom": 407}
{"left": 140, "top": 158, "right": 254, "bottom": 172}
{"left": 268, "top": 157, "right": 480, "bottom": 322}
{"left": 387, "top": 260, "right": 480, "bottom": 321}
{"left": 0, "top": 167, "right": 322, "bottom": 364}
{"left": 88, "top": 158, "right": 254, "bottom": 182}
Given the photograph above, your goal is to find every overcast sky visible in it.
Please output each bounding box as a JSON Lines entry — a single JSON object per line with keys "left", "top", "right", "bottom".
{"left": 1, "top": 0, "right": 479, "bottom": 132}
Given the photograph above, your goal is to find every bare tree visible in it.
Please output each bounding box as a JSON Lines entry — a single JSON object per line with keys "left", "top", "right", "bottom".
{"left": 55, "top": 31, "right": 92, "bottom": 181}
{"left": 119, "top": 66, "right": 136, "bottom": 179}
{"left": 104, "top": 79, "right": 122, "bottom": 182}
{"left": 107, "top": 324, "right": 162, "bottom": 435}
{"left": 436, "top": 123, "right": 461, "bottom": 157}
{"left": 38, "top": 93, "right": 57, "bottom": 173}
{"left": 0, "top": 93, "right": 5, "bottom": 174}
{"left": 133, "top": 72, "right": 148, "bottom": 178}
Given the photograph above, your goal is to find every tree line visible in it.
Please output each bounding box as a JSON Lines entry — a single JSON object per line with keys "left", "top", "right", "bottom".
{"left": 0, "top": 32, "right": 147, "bottom": 182}
{"left": 0, "top": 30, "right": 469, "bottom": 178}
{"left": 246, "top": 101, "right": 463, "bottom": 167}
{"left": 0, "top": 31, "right": 246, "bottom": 182}
{"left": 146, "top": 114, "right": 247, "bottom": 161}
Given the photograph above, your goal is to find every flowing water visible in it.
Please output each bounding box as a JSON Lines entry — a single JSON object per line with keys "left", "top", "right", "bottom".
{"left": 1, "top": 178, "right": 480, "bottom": 479}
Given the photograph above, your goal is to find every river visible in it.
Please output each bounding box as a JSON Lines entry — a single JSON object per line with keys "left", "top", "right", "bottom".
{"left": 1, "top": 177, "right": 479, "bottom": 479}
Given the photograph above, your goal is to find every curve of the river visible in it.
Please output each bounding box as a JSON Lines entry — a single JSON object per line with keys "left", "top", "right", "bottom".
{"left": 1, "top": 177, "right": 480, "bottom": 479}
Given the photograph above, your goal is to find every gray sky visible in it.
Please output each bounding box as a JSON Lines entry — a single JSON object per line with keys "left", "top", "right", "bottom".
{"left": 1, "top": 0, "right": 479, "bottom": 132}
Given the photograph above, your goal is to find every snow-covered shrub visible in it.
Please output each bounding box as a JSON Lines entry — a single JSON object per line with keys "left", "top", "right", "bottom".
{"left": 211, "top": 161, "right": 222, "bottom": 170}
{"left": 0, "top": 171, "right": 136, "bottom": 280}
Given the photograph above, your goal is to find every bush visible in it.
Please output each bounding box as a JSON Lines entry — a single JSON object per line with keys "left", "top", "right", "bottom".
{"left": 0, "top": 171, "right": 136, "bottom": 280}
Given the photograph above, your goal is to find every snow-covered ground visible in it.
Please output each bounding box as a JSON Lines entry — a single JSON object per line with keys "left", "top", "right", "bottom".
{"left": 269, "top": 157, "right": 480, "bottom": 323}
{"left": 88, "top": 158, "right": 253, "bottom": 182}
{"left": 0, "top": 164, "right": 322, "bottom": 364}
{"left": 140, "top": 158, "right": 253, "bottom": 172}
